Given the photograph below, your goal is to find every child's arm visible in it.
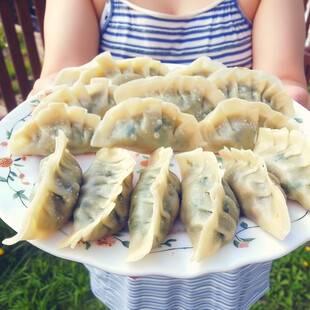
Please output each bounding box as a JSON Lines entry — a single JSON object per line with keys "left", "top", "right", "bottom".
{"left": 252, "top": 0, "right": 309, "bottom": 108}
{"left": 29, "top": 0, "right": 101, "bottom": 96}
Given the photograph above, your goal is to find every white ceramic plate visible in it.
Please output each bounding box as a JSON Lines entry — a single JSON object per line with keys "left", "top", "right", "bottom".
{"left": 0, "top": 98, "right": 310, "bottom": 278}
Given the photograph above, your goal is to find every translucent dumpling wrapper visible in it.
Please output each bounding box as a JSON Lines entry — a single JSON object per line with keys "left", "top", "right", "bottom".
{"left": 199, "top": 98, "right": 300, "bottom": 152}
{"left": 3, "top": 131, "right": 82, "bottom": 245}
{"left": 167, "top": 56, "right": 226, "bottom": 77}
{"left": 91, "top": 97, "right": 204, "bottom": 154}
{"left": 219, "top": 147, "right": 291, "bottom": 240}
{"left": 33, "top": 78, "right": 117, "bottom": 118}
{"left": 54, "top": 51, "right": 169, "bottom": 87}
{"left": 208, "top": 67, "right": 295, "bottom": 117}
{"left": 114, "top": 75, "right": 226, "bottom": 121}
{"left": 113, "top": 56, "right": 169, "bottom": 85}
{"left": 175, "top": 148, "right": 240, "bottom": 262}
{"left": 53, "top": 52, "right": 121, "bottom": 86}
{"left": 126, "top": 147, "right": 181, "bottom": 262}
{"left": 253, "top": 127, "right": 310, "bottom": 210}
{"left": 58, "top": 147, "right": 135, "bottom": 249}
{"left": 8, "top": 102, "right": 101, "bottom": 156}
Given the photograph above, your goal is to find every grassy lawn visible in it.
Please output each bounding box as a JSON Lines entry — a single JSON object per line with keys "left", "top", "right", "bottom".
{"left": 1, "top": 218, "right": 310, "bottom": 309}
{"left": 250, "top": 244, "right": 310, "bottom": 310}
{"left": 0, "top": 219, "right": 108, "bottom": 310}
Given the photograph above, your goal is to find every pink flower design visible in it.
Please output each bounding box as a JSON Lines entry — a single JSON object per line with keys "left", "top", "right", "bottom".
{"left": 233, "top": 221, "right": 256, "bottom": 249}
{"left": 96, "top": 236, "right": 117, "bottom": 247}
{"left": 238, "top": 242, "right": 249, "bottom": 248}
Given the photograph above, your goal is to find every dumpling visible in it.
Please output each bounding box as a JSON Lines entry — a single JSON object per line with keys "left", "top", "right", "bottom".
{"left": 253, "top": 127, "right": 310, "bottom": 209}
{"left": 112, "top": 56, "right": 169, "bottom": 85}
{"left": 114, "top": 75, "right": 226, "bottom": 121}
{"left": 53, "top": 52, "right": 120, "bottom": 86}
{"left": 58, "top": 147, "right": 135, "bottom": 249}
{"left": 219, "top": 147, "right": 291, "bottom": 240}
{"left": 54, "top": 51, "right": 169, "bottom": 87}
{"left": 175, "top": 148, "right": 240, "bottom": 261}
{"left": 91, "top": 98, "right": 204, "bottom": 154}
{"left": 9, "top": 102, "right": 100, "bottom": 156}
{"left": 33, "top": 78, "right": 117, "bottom": 118}
{"left": 126, "top": 147, "right": 181, "bottom": 262}
{"left": 199, "top": 98, "right": 300, "bottom": 152}
{"left": 208, "top": 67, "right": 295, "bottom": 117}
{"left": 167, "top": 56, "right": 226, "bottom": 77}
{"left": 3, "top": 131, "right": 82, "bottom": 245}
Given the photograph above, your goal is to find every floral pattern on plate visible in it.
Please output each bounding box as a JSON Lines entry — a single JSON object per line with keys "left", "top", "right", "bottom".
{"left": 0, "top": 98, "right": 310, "bottom": 278}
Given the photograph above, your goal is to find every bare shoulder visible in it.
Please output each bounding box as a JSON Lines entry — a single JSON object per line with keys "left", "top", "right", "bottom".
{"left": 91, "top": 0, "right": 109, "bottom": 20}
{"left": 238, "top": 0, "right": 261, "bottom": 21}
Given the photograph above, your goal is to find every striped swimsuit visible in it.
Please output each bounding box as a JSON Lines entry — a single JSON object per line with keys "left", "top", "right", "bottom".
{"left": 99, "top": 0, "right": 253, "bottom": 67}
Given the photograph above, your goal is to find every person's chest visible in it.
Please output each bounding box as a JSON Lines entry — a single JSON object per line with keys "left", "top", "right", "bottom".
{"left": 92, "top": 0, "right": 260, "bottom": 21}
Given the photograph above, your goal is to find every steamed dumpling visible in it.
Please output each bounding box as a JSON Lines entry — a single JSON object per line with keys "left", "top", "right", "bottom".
{"left": 9, "top": 102, "right": 100, "bottom": 156}
{"left": 175, "top": 148, "right": 240, "bottom": 261}
{"left": 54, "top": 51, "right": 169, "bottom": 87}
{"left": 33, "top": 78, "right": 117, "bottom": 118}
{"left": 58, "top": 147, "right": 135, "bottom": 248}
{"left": 53, "top": 52, "right": 121, "bottom": 86}
{"left": 114, "top": 75, "right": 226, "bottom": 121}
{"left": 3, "top": 131, "right": 82, "bottom": 245}
{"left": 253, "top": 127, "right": 310, "bottom": 210}
{"left": 167, "top": 56, "right": 226, "bottom": 77}
{"left": 126, "top": 147, "right": 181, "bottom": 262}
{"left": 199, "top": 98, "right": 300, "bottom": 152}
{"left": 91, "top": 98, "right": 204, "bottom": 154}
{"left": 219, "top": 147, "right": 290, "bottom": 240}
{"left": 112, "top": 56, "right": 169, "bottom": 85}
{"left": 208, "top": 67, "right": 295, "bottom": 117}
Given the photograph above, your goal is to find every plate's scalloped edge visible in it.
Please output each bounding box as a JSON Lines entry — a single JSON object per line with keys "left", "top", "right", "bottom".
{"left": 0, "top": 97, "right": 310, "bottom": 278}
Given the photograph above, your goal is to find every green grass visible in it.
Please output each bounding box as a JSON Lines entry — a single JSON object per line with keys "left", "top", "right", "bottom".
{"left": 250, "top": 243, "right": 310, "bottom": 310}
{"left": 0, "top": 219, "right": 108, "bottom": 310}
{"left": 1, "top": 218, "right": 309, "bottom": 310}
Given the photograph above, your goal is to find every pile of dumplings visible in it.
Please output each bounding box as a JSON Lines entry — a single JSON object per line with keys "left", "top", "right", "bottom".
{"left": 3, "top": 52, "right": 310, "bottom": 263}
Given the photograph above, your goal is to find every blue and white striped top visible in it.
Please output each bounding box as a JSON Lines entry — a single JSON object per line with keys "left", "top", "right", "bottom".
{"left": 86, "top": 261, "right": 272, "bottom": 310}
{"left": 99, "top": 0, "right": 253, "bottom": 67}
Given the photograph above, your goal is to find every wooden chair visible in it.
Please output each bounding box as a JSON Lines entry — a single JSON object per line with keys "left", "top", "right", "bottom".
{"left": 0, "top": 0, "right": 45, "bottom": 114}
